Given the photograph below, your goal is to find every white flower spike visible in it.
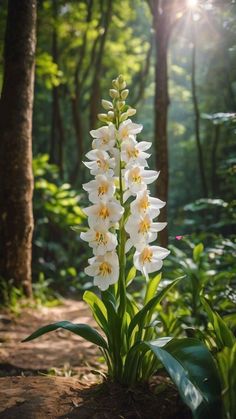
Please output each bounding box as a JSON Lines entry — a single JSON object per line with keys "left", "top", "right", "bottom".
{"left": 81, "top": 74, "right": 169, "bottom": 290}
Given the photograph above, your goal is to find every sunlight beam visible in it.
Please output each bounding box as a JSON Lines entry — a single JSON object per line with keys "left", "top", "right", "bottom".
{"left": 187, "top": 0, "right": 198, "bottom": 8}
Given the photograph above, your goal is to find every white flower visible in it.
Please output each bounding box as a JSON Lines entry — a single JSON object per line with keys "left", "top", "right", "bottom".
{"left": 124, "top": 166, "right": 159, "bottom": 200}
{"left": 83, "top": 174, "right": 115, "bottom": 203}
{"left": 83, "top": 149, "right": 115, "bottom": 176}
{"left": 130, "top": 190, "right": 165, "bottom": 218}
{"left": 85, "top": 251, "right": 119, "bottom": 290}
{"left": 125, "top": 214, "right": 167, "bottom": 249}
{"left": 121, "top": 136, "right": 151, "bottom": 167}
{"left": 134, "top": 245, "right": 170, "bottom": 278}
{"left": 81, "top": 224, "right": 117, "bottom": 255}
{"left": 83, "top": 200, "right": 124, "bottom": 229}
{"left": 118, "top": 119, "right": 143, "bottom": 141}
{"left": 90, "top": 125, "right": 115, "bottom": 151}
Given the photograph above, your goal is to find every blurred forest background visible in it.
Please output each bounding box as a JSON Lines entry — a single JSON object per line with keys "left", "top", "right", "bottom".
{"left": 0, "top": 0, "right": 235, "bottom": 310}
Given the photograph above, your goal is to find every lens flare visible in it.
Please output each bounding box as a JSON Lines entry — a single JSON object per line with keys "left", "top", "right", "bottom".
{"left": 187, "top": 0, "right": 198, "bottom": 8}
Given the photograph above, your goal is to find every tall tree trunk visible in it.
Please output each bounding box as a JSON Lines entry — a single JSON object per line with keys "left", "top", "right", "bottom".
{"left": 70, "top": 96, "right": 84, "bottom": 184}
{"left": 50, "top": 0, "right": 65, "bottom": 179}
{"left": 0, "top": 0, "right": 36, "bottom": 298}
{"left": 211, "top": 124, "right": 220, "bottom": 197}
{"left": 152, "top": 2, "right": 172, "bottom": 248}
{"left": 191, "top": 25, "right": 208, "bottom": 197}
{"left": 89, "top": 0, "right": 112, "bottom": 130}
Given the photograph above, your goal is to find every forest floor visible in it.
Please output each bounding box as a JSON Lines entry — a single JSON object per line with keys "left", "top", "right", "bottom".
{"left": 0, "top": 299, "right": 190, "bottom": 419}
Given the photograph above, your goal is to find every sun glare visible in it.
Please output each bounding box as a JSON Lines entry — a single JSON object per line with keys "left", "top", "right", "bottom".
{"left": 187, "top": 0, "right": 198, "bottom": 8}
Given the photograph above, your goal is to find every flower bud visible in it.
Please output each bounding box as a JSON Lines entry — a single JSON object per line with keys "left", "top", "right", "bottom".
{"left": 117, "top": 75, "right": 126, "bottom": 90}
{"left": 119, "top": 112, "right": 129, "bottom": 123}
{"left": 121, "top": 89, "right": 129, "bottom": 100}
{"left": 126, "top": 108, "right": 136, "bottom": 117}
{"left": 101, "top": 99, "right": 113, "bottom": 110}
{"left": 117, "top": 74, "right": 124, "bottom": 84}
{"left": 107, "top": 111, "right": 115, "bottom": 121}
{"left": 117, "top": 101, "right": 125, "bottom": 111}
{"left": 97, "top": 113, "right": 108, "bottom": 123}
{"left": 109, "top": 89, "right": 119, "bottom": 99}
{"left": 112, "top": 79, "right": 119, "bottom": 89}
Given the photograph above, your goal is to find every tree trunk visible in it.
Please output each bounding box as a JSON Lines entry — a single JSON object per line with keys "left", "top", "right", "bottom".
{"left": 50, "top": 0, "right": 65, "bottom": 179}
{"left": 0, "top": 0, "right": 36, "bottom": 298}
{"left": 153, "top": 3, "right": 172, "bottom": 248}
{"left": 70, "top": 96, "right": 84, "bottom": 184}
{"left": 191, "top": 25, "right": 208, "bottom": 198}
{"left": 211, "top": 124, "right": 220, "bottom": 197}
{"left": 89, "top": 0, "right": 112, "bottom": 130}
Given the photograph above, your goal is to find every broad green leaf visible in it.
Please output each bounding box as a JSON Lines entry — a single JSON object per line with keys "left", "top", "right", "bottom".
{"left": 83, "top": 291, "right": 108, "bottom": 333}
{"left": 201, "top": 297, "right": 235, "bottom": 349}
{"left": 126, "top": 266, "right": 136, "bottom": 286}
{"left": 22, "top": 320, "right": 108, "bottom": 349}
{"left": 193, "top": 243, "right": 204, "bottom": 263}
{"left": 216, "top": 343, "right": 236, "bottom": 419}
{"left": 143, "top": 338, "right": 222, "bottom": 419}
{"left": 128, "top": 276, "right": 185, "bottom": 339}
{"left": 144, "top": 273, "right": 162, "bottom": 304}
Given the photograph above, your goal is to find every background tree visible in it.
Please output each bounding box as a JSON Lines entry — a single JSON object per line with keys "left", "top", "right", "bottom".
{"left": 0, "top": 0, "right": 36, "bottom": 299}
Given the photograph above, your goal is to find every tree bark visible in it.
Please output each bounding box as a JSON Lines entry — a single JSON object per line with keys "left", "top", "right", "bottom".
{"left": 89, "top": 0, "right": 112, "bottom": 130}
{"left": 152, "top": 1, "right": 173, "bottom": 248}
{"left": 70, "top": 95, "right": 84, "bottom": 184}
{"left": 191, "top": 25, "right": 208, "bottom": 197}
{"left": 0, "top": 0, "right": 36, "bottom": 298}
{"left": 50, "top": 0, "right": 65, "bottom": 179}
{"left": 211, "top": 124, "right": 220, "bottom": 197}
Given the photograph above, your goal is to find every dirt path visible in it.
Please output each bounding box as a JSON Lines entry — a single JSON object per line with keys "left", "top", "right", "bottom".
{"left": 0, "top": 300, "right": 190, "bottom": 419}
{"left": 0, "top": 299, "right": 100, "bottom": 375}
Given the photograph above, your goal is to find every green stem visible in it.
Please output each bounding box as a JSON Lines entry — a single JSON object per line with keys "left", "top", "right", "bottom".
{"left": 116, "top": 114, "right": 126, "bottom": 319}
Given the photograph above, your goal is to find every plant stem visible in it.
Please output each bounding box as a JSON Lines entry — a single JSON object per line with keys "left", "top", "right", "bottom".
{"left": 115, "top": 111, "right": 127, "bottom": 318}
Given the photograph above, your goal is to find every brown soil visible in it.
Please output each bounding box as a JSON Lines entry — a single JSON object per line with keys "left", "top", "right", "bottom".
{"left": 0, "top": 300, "right": 190, "bottom": 419}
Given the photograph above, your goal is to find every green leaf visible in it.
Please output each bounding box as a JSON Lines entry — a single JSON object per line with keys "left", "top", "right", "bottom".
{"left": 144, "top": 273, "right": 162, "bottom": 304}
{"left": 126, "top": 266, "right": 136, "bottom": 286}
{"left": 83, "top": 291, "right": 108, "bottom": 335}
{"left": 22, "top": 320, "right": 108, "bottom": 349}
{"left": 128, "top": 276, "right": 185, "bottom": 339}
{"left": 193, "top": 243, "right": 204, "bottom": 263}
{"left": 143, "top": 338, "right": 222, "bottom": 419}
{"left": 201, "top": 297, "right": 235, "bottom": 349}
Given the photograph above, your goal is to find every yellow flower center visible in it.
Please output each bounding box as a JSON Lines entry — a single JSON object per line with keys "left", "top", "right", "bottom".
{"left": 99, "top": 205, "right": 110, "bottom": 219}
{"left": 101, "top": 135, "right": 109, "bottom": 144}
{"left": 121, "top": 127, "right": 129, "bottom": 139}
{"left": 97, "top": 159, "right": 109, "bottom": 171}
{"left": 141, "top": 248, "right": 153, "bottom": 264}
{"left": 139, "top": 196, "right": 149, "bottom": 212}
{"left": 98, "top": 183, "right": 108, "bottom": 196}
{"left": 138, "top": 218, "right": 151, "bottom": 234}
{"left": 95, "top": 232, "right": 107, "bottom": 245}
{"left": 127, "top": 147, "right": 139, "bottom": 159}
{"left": 99, "top": 262, "right": 112, "bottom": 276}
{"left": 131, "top": 168, "right": 142, "bottom": 184}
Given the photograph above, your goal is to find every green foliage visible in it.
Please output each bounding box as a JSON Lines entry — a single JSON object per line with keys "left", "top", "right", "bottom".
{"left": 167, "top": 237, "right": 236, "bottom": 330}
{"left": 33, "top": 154, "right": 88, "bottom": 293}
{"left": 0, "top": 277, "right": 24, "bottom": 313}
{"left": 22, "top": 320, "right": 108, "bottom": 349}
{"left": 141, "top": 338, "right": 222, "bottom": 419}
{"left": 199, "top": 299, "right": 236, "bottom": 419}
{"left": 36, "top": 52, "right": 64, "bottom": 89}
